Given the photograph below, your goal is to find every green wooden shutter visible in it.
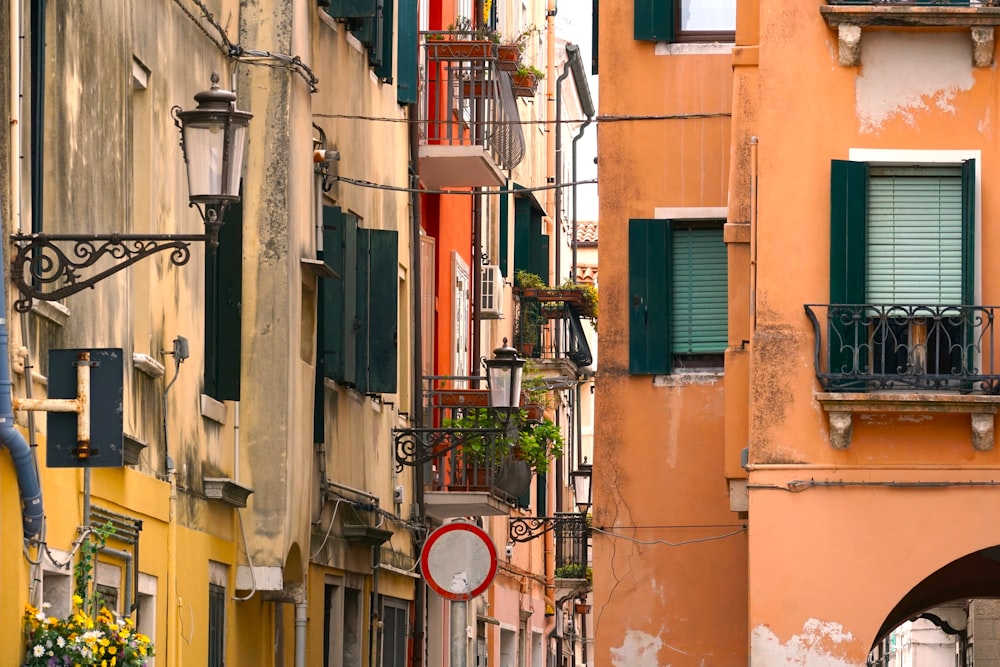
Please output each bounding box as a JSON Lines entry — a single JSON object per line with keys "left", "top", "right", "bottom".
{"left": 866, "top": 166, "right": 963, "bottom": 305}
{"left": 499, "top": 189, "right": 509, "bottom": 277}
{"left": 671, "top": 225, "right": 726, "bottom": 354}
{"left": 396, "top": 0, "right": 417, "bottom": 103}
{"left": 829, "top": 160, "right": 868, "bottom": 385}
{"left": 374, "top": 0, "right": 394, "bottom": 82}
{"left": 321, "top": 207, "right": 358, "bottom": 384}
{"left": 634, "top": 0, "right": 674, "bottom": 42}
{"left": 592, "top": 0, "right": 599, "bottom": 74}
{"left": 538, "top": 229, "right": 550, "bottom": 285}
{"left": 513, "top": 196, "right": 532, "bottom": 275}
{"left": 830, "top": 159, "right": 868, "bottom": 305}
{"left": 204, "top": 202, "right": 243, "bottom": 401}
{"left": 358, "top": 228, "right": 399, "bottom": 394}
{"left": 962, "top": 158, "right": 976, "bottom": 306}
{"left": 629, "top": 219, "right": 671, "bottom": 374}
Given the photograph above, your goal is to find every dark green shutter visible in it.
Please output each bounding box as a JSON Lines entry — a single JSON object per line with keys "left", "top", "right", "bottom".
{"left": 344, "top": 213, "right": 360, "bottom": 386}
{"left": 396, "top": 0, "right": 417, "bottom": 103}
{"left": 320, "top": 206, "right": 357, "bottom": 382}
{"left": 962, "top": 158, "right": 976, "bottom": 306}
{"left": 499, "top": 189, "right": 509, "bottom": 277}
{"left": 829, "top": 160, "right": 867, "bottom": 385}
{"left": 375, "top": 0, "right": 394, "bottom": 82}
{"left": 204, "top": 202, "right": 243, "bottom": 401}
{"left": 513, "top": 196, "right": 532, "bottom": 275}
{"left": 592, "top": 0, "right": 599, "bottom": 74}
{"left": 538, "top": 231, "right": 550, "bottom": 286}
{"left": 629, "top": 219, "right": 671, "bottom": 374}
{"left": 358, "top": 228, "right": 399, "bottom": 394}
{"left": 671, "top": 226, "right": 726, "bottom": 354}
{"left": 634, "top": 0, "right": 674, "bottom": 42}
{"left": 830, "top": 160, "right": 868, "bottom": 305}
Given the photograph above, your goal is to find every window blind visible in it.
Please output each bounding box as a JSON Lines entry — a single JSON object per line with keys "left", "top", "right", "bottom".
{"left": 671, "top": 225, "right": 727, "bottom": 354}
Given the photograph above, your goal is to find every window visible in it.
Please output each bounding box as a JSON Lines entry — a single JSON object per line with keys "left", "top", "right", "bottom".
{"left": 453, "top": 252, "right": 471, "bottom": 378}
{"left": 208, "top": 583, "right": 225, "bottom": 667}
{"left": 320, "top": 205, "right": 399, "bottom": 394}
{"left": 325, "top": 0, "right": 395, "bottom": 83}
{"left": 380, "top": 596, "right": 409, "bottom": 667}
{"left": 629, "top": 218, "right": 728, "bottom": 374}
{"left": 634, "top": 0, "right": 736, "bottom": 43}
{"left": 830, "top": 158, "right": 975, "bottom": 379}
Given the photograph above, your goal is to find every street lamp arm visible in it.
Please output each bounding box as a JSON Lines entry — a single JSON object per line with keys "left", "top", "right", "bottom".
{"left": 9, "top": 233, "right": 207, "bottom": 312}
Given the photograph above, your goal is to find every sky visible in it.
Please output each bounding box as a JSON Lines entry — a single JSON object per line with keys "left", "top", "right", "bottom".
{"left": 556, "top": 2, "right": 599, "bottom": 223}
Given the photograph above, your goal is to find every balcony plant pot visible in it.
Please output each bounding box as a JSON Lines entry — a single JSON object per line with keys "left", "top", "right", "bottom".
{"left": 497, "top": 43, "right": 521, "bottom": 71}
{"left": 511, "top": 71, "right": 537, "bottom": 97}
{"left": 574, "top": 602, "right": 592, "bottom": 615}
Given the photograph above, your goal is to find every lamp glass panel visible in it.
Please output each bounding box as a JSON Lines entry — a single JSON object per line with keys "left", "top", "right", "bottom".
{"left": 225, "top": 124, "right": 249, "bottom": 197}
{"left": 183, "top": 121, "right": 227, "bottom": 198}
{"left": 487, "top": 365, "right": 522, "bottom": 409}
{"left": 573, "top": 475, "right": 591, "bottom": 511}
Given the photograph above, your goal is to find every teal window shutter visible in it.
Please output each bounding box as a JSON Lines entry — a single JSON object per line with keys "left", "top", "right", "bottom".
{"left": 962, "top": 158, "right": 976, "bottom": 306}
{"left": 513, "top": 196, "right": 532, "bottom": 275}
{"left": 374, "top": 0, "right": 394, "bottom": 82}
{"left": 830, "top": 160, "right": 868, "bottom": 305}
{"left": 538, "top": 230, "right": 550, "bottom": 285}
{"left": 499, "top": 190, "right": 509, "bottom": 277}
{"left": 671, "top": 225, "right": 727, "bottom": 354}
{"left": 321, "top": 206, "right": 351, "bottom": 382}
{"left": 629, "top": 219, "right": 671, "bottom": 374}
{"left": 396, "top": 0, "right": 417, "bottom": 103}
{"left": 358, "top": 228, "right": 399, "bottom": 393}
{"left": 592, "top": 0, "right": 599, "bottom": 74}
{"left": 635, "top": 0, "right": 674, "bottom": 42}
{"left": 204, "top": 202, "right": 243, "bottom": 401}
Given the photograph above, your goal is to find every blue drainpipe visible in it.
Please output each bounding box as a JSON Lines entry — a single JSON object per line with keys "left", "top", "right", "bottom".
{"left": 0, "top": 211, "right": 44, "bottom": 540}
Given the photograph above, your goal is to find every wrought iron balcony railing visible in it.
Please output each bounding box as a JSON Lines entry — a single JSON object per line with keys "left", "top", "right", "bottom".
{"left": 393, "top": 376, "right": 531, "bottom": 503}
{"left": 509, "top": 512, "right": 589, "bottom": 572}
{"left": 419, "top": 31, "right": 525, "bottom": 175}
{"left": 514, "top": 291, "right": 594, "bottom": 367}
{"left": 804, "top": 304, "right": 1000, "bottom": 392}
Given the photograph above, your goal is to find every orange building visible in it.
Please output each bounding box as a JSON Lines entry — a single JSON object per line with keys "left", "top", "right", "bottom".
{"left": 595, "top": 0, "right": 1000, "bottom": 664}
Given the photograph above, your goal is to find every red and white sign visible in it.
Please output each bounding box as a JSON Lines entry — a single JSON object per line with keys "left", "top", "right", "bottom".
{"left": 420, "top": 521, "right": 498, "bottom": 601}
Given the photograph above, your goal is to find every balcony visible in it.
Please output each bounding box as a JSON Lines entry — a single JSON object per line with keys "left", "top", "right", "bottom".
{"left": 418, "top": 31, "right": 526, "bottom": 188}
{"left": 514, "top": 288, "right": 595, "bottom": 380}
{"left": 805, "top": 304, "right": 1000, "bottom": 449}
{"left": 820, "top": 1, "right": 1000, "bottom": 66}
{"left": 394, "top": 377, "right": 533, "bottom": 519}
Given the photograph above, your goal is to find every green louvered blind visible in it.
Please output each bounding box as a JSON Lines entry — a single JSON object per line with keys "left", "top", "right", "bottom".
{"left": 866, "top": 166, "right": 963, "bottom": 305}
{"left": 204, "top": 201, "right": 243, "bottom": 402}
{"left": 670, "top": 225, "right": 727, "bottom": 354}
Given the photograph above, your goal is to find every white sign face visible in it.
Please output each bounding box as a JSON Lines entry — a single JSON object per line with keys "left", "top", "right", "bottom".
{"left": 420, "top": 522, "right": 498, "bottom": 601}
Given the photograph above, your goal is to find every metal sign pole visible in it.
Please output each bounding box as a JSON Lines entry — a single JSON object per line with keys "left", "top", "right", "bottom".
{"left": 451, "top": 599, "right": 468, "bottom": 667}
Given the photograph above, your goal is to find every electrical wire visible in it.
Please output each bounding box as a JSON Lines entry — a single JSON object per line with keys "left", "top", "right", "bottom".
{"left": 591, "top": 525, "right": 746, "bottom": 547}
{"left": 749, "top": 479, "right": 1000, "bottom": 492}
{"left": 313, "top": 112, "right": 733, "bottom": 125}
{"left": 232, "top": 508, "right": 257, "bottom": 601}
{"left": 172, "top": 0, "right": 319, "bottom": 92}
{"left": 333, "top": 175, "right": 597, "bottom": 196}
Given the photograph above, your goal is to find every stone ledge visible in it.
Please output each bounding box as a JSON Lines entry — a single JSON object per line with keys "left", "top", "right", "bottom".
{"left": 816, "top": 392, "right": 1000, "bottom": 451}
{"left": 820, "top": 6, "right": 1000, "bottom": 66}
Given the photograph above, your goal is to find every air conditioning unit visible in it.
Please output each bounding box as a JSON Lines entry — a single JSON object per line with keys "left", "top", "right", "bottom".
{"left": 480, "top": 265, "right": 504, "bottom": 319}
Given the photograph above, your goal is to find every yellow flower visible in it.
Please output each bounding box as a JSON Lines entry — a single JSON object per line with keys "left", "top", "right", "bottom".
{"left": 72, "top": 594, "right": 84, "bottom": 606}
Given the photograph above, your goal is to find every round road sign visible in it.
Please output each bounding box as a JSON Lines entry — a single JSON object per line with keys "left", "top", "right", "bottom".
{"left": 420, "top": 521, "right": 498, "bottom": 601}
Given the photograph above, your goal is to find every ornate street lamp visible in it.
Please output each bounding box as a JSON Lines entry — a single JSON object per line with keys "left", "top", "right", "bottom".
{"left": 10, "top": 73, "right": 252, "bottom": 312}
{"left": 394, "top": 339, "right": 525, "bottom": 469}
{"left": 484, "top": 339, "right": 525, "bottom": 410}
{"left": 570, "top": 460, "right": 592, "bottom": 513}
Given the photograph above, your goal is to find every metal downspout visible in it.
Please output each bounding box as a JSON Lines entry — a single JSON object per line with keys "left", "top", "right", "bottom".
{"left": 570, "top": 118, "right": 593, "bottom": 285}
{"left": 295, "top": 601, "right": 307, "bottom": 667}
{"left": 0, "top": 208, "right": 44, "bottom": 540}
{"left": 408, "top": 100, "right": 426, "bottom": 667}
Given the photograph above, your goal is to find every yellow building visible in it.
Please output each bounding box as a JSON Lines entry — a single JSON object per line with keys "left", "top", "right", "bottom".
{"left": 2, "top": 1, "right": 593, "bottom": 666}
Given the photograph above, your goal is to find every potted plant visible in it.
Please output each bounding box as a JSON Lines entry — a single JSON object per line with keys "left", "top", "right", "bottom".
{"left": 429, "top": 16, "right": 500, "bottom": 60}
{"left": 554, "top": 563, "right": 592, "bottom": 582}
{"left": 498, "top": 24, "right": 540, "bottom": 71}
{"left": 23, "top": 523, "right": 155, "bottom": 666}
{"left": 512, "top": 64, "right": 544, "bottom": 97}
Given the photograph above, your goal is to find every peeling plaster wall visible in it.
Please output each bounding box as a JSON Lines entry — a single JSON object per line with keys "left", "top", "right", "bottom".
{"left": 751, "top": 621, "right": 860, "bottom": 667}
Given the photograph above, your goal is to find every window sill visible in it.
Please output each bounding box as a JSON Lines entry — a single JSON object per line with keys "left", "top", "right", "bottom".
{"left": 820, "top": 5, "right": 1000, "bottom": 66}
{"left": 815, "top": 391, "right": 1000, "bottom": 451}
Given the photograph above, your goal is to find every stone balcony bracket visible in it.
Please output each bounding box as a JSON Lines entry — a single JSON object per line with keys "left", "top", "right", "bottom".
{"left": 815, "top": 392, "right": 1000, "bottom": 452}
{"left": 820, "top": 6, "right": 1000, "bottom": 68}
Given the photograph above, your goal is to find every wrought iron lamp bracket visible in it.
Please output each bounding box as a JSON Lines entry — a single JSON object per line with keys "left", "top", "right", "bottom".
{"left": 9, "top": 226, "right": 222, "bottom": 313}
{"left": 393, "top": 426, "right": 507, "bottom": 472}
{"left": 508, "top": 514, "right": 590, "bottom": 543}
